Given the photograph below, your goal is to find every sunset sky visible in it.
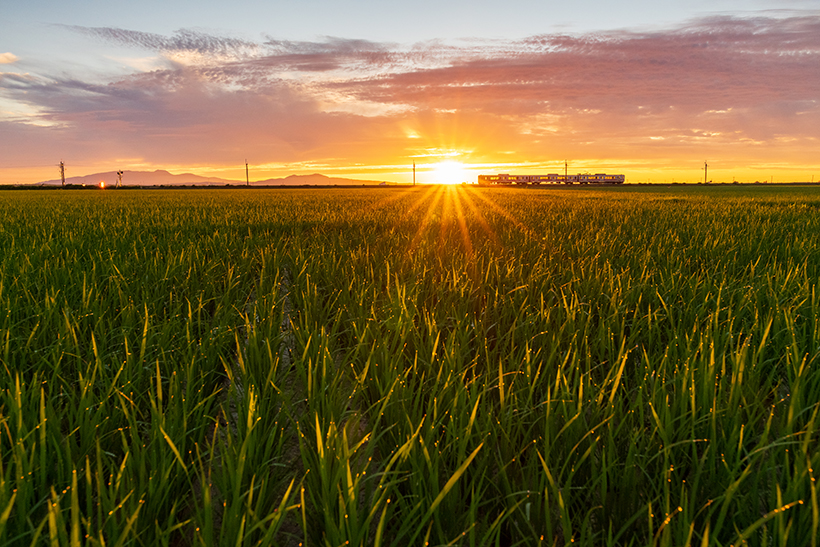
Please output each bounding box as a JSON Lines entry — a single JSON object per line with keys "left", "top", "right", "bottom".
{"left": 1, "top": 0, "right": 818, "bottom": 184}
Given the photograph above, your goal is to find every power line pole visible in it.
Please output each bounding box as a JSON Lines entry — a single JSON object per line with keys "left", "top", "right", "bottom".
{"left": 413, "top": 162, "right": 416, "bottom": 186}
{"left": 117, "top": 170, "right": 123, "bottom": 188}
{"left": 704, "top": 160, "right": 708, "bottom": 184}
{"left": 245, "top": 160, "right": 249, "bottom": 187}
{"left": 59, "top": 161, "right": 65, "bottom": 187}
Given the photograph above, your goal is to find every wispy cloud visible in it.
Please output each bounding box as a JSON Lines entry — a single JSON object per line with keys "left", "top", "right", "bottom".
{"left": 339, "top": 17, "right": 820, "bottom": 112}
{"left": 0, "top": 53, "right": 18, "bottom": 64}
{"left": 63, "top": 26, "right": 258, "bottom": 57}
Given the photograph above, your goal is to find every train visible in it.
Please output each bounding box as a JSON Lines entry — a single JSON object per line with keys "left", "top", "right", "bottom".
{"left": 477, "top": 173, "right": 625, "bottom": 185}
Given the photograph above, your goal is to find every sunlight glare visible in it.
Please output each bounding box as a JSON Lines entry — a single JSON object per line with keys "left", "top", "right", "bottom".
{"left": 431, "top": 161, "right": 469, "bottom": 185}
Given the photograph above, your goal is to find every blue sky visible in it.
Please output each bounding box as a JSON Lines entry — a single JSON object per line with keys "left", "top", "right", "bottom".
{"left": 2, "top": 0, "right": 819, "bottom": 183}
{"left": 6, "top": 0, "right": 811, "bottom": 49}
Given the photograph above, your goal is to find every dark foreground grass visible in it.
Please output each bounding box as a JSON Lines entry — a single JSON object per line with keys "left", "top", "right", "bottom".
{"left": 1, "top": 185, "right": 820, "bottom": 546}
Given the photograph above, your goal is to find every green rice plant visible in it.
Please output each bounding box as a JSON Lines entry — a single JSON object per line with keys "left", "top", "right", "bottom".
{"left": 2, "top": 185, "right": 820, "bottom": 545}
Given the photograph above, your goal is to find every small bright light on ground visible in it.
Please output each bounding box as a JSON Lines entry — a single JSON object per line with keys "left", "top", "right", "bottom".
{"left": 99, "top": 181, "right": 105, "bottom": 188}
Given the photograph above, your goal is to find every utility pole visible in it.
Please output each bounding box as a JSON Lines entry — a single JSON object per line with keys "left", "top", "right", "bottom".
{"left": 59, "top": 161, "right": 66, "bottom": 187}
{"left": 564, "top": 160, "right": 568, "bottom": 184}
{"left": 704, "top": 160, "right": 708, "bottom": 184}
{"left": 245, "top": 160, "right": 249, "bottom": 187}
{"left": 117, "top": 170, "right": 123, "bottom": 188}
{"left": 413, "top": 162, "right": 416, "bottom": 186}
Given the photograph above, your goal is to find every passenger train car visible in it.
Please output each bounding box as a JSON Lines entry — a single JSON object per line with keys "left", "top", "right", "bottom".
{"left": 477, "top": 173, "right": 625, "bottom": 185}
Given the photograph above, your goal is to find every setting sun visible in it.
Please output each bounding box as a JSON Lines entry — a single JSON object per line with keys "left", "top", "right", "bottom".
{"left": 431, "top": 161, "right": 470, "bottom": 185}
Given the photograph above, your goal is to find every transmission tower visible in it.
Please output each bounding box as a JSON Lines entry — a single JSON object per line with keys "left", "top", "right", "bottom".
{"left": 117, "top": 170, "right": 123, "bottom": 188}
{"left": 59, "top": 161, "right": 66, "bottom": 186}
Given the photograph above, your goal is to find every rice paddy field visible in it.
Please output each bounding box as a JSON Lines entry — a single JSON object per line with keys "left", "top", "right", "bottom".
{"left": 2, "top": 184, "right": 820, "bottom": 546}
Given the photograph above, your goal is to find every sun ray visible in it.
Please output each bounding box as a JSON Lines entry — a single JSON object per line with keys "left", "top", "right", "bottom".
{"left": 404, "top": 184, "right": 440, "bottom": 217}
{"left": 456, "top": 186, "right": 500, "bottom": 249}
{"left": 360, "top": 186, "right": 420, "bottom": 215}
{"left": 438, "top": 186, "right": 454, "bottom": 255}
{"left": 408, "top": 185, "right": 446, "bottom": 255}
{"left": 449, "top": 187, "right": 474, "bottom": 262}
{"left": 464, "top": 186, "right": 538, "bottom": 240}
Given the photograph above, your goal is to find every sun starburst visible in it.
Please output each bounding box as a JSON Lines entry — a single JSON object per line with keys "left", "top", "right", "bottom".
{"left": 431, "top": 161, "right": 469, "bottom": 185}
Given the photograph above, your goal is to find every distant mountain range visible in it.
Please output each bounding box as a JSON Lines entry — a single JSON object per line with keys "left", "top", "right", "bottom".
{"left": 36, "top": 170, "right": 396, "bottom": 187}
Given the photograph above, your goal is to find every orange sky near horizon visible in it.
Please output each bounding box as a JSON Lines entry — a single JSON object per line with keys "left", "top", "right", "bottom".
{"left": 2, "top": 15, "right": 819, "bottom": 185}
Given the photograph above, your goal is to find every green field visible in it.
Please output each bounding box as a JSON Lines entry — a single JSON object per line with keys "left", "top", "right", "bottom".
{"left": 2, "top": 185, "right": 820, "bottom": 546}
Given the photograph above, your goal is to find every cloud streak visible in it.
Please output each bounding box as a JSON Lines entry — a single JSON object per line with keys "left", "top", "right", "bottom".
{"left": 64, "top": 26, "right": 258, "bottom": 57}
{"left": 343, "top": 17, "right": 820, "bottom": 110}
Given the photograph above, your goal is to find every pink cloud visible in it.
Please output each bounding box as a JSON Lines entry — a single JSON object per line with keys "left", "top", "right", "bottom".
{"left": 339, "top": 16, "right": 819, "bottom": 113}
